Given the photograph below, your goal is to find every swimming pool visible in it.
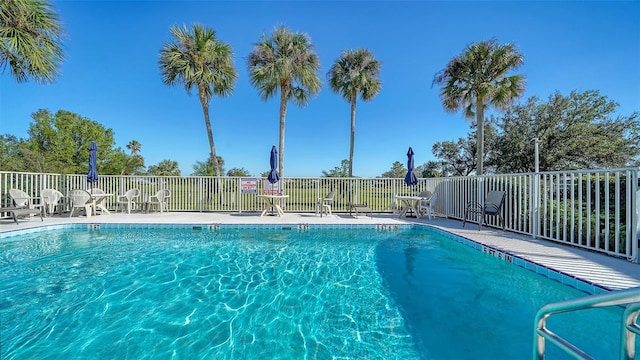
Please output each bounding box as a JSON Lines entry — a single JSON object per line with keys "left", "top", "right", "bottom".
{"left": 0, "top": 225, "right": 627, "bottom": 359}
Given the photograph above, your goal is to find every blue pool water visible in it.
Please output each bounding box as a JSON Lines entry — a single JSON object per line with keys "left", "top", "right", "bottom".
{"left": 0, "top": 226, "right": 627, "bottom": 359}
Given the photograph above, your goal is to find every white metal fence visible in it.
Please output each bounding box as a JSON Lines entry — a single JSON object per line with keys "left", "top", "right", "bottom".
{"left": 1, "top": 169, "right": 638, "bottom": 262}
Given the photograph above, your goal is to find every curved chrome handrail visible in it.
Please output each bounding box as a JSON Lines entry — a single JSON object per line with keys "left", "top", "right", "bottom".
{"left": 533, "top": 286, "right": 640, "bottom": 360}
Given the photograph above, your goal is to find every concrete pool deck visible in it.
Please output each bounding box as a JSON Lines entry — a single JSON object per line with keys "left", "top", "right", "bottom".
{"left": 2, "top": 211, "right": 639, "bottom": 292}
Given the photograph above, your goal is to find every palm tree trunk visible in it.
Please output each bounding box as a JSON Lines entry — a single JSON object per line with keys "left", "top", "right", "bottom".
{"left": 349, "top": 92, "right": 357, "bottom": 178}
{"left": 199, "top": 91, "right": 222, "bottom": 203}
{"left": 476, "top": 96, "right": 485, "bottom": 176}
{"left": 199, "top": 94, "right": 220, "bottom": 178}
{"left": 279, "top": 85, "right": 289, "bottom": 181}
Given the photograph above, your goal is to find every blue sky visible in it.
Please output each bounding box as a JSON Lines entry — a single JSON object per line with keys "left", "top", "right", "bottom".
{"left": 2, "top": 1, "right": 639, "bottom": 177}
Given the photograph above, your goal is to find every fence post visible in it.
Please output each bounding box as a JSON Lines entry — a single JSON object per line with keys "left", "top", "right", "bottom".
{"left": 634, "top": 169, "right": 639, "bottom": 263}
{"left": 532, "top": 172, "right": 540, "bottom": 239}
{"left": 236, "top": 178, "right": 241, "bottom": 213}
{"left": 477, "top": 176, "right": 484, "bottom": 214}
{"left": 532, "top": 138, "right": 541, "bottom": 239}
{"left": 198, "top": 177, "right": 203, "bottom": 212}
{"left": 445, "top": 178, "right": 450, "bottom": 218}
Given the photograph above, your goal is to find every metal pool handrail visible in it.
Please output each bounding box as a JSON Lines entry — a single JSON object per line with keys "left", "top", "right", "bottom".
{"left": 533, "top": 286, "right": 640, "bottom": 359}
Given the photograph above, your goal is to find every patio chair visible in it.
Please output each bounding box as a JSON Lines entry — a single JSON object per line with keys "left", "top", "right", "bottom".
{"left": 463, "top": 190, "right": 506, "bottom": 230}
{"left": 348, "top": 203, "right": 372, "bottom": 218}
{"left": 418, "top": 192, "right": 438, "bottom": 219}
{"left": 315, "top": 190, "right": 335, "bottom": 217}
{"left": 10, "top": 189, "right": 34, "bottom": 207}
{"left": 9, "top": 188, "right": 45, "bottom": 215}
{"left": 147, "top": 189, "right": 170, "bottom": 213}
{"left": 0, "top": 207, "right": 43, "bottom": 224}
{"left": 41, "top": 188, "right": 65, "bottom": 216}
{"left": 67, "top": 189, "right": 95, "bottom": 218}
{"left": 116, "top": 188, "right": 140, "bottom": 214}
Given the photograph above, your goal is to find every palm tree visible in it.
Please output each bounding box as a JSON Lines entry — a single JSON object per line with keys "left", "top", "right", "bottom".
{"left": 126, "top": 140, "right": 141, "bottom": 156}
{"left": 247, "top": 25, "right": 321, "bottom": 179}
{"left": 433, "top": 38, "right": 525, "bottom": 175}
{"left": 191, "top": 155, "right": 224, "bottom": 176}
{"left": 159, "top": 24, "right": 237, "bottom": 178}
{"left": 327, "top": 49, "right": 382, "bottom": 177}
{"left": 148, "top": 159, "right": 180, "bottom": 176}
{"left": 121, "top": 140, "right": 143, "bottom": 175}
{"left": 0, "top": 0, "right": 64, "bottom": 83}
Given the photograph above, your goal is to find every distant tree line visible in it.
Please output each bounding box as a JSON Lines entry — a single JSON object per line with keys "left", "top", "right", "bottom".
{"left": 422, "top": 90, "right": 640, "bottom": 177}
{"left": 0, "top": 109, "right": 253, "bottom": 177}
{"left": 322, "top": 90, "right": 639, "bottom": 178}
{"left": 1, "top": 109, "right": 165, "bottom": 175}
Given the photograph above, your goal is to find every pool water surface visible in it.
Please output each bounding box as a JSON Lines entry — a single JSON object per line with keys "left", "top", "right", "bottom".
{"left": 0, "top": 226, "right": 628, "bottom": 359}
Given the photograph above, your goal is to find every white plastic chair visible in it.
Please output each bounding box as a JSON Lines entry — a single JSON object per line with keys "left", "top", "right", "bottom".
{"left": 67, "top": 189, "right": 94, "bottom": 218}
{"left": 116, "top": 188, "right": 140, "bottom": 214}
{"left": 419, "top": 192, "right": 438, "bottom": 219}
{"left": 148, "top": 189, "right": 170, "bottom": 213}
{"left": 315, "top": 190, "right": 335, "bottom": 217}
{"left": 41, "top": 189, "right": 65, "bottom": 216}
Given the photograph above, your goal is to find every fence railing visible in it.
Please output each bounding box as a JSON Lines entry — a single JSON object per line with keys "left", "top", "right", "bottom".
{"left": 1, "top": 168, "right": 638, "bottom": 262}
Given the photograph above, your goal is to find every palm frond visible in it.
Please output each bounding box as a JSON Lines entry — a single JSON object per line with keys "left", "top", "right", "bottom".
{"left": 159, "top": 23, "right": 237, "bottom": 101}
{"left": 247, "top": 25, "right": 322, "bottom": 105}
{"left": 1, "top": 0, "right": 65, "bottom": 83}
{"left": 327, "top": 48, "right": 382, "bottom": 104}
{"left": 433, "top": 38, "right": 526, "bottom": 119}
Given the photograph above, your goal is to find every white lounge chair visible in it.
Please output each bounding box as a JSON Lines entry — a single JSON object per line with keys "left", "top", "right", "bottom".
{"left": 315, "top": 190, "right": 335, "bottom": 217}
{"left": 116, "top": 188, "right": 140, "bottom": 214}
{"left": 1, "top": 207, "right": 43, "bottom": 224}
{"left": 10, "top": 188, "right": 33, "bottom": 207}
{"left": 68, "top": 189, "right": 94, "bottom": 218}
{"left": 9, "top": 188, "right": 45, "bottom": 215}
{"left": 348, "top": 203, "right": 372, "bottom": 218}
{"left": 148, "top": 189, "right": 170, "bottom": 213}
{"left": 41, "top": 188, "right": 65, "bottom": 216}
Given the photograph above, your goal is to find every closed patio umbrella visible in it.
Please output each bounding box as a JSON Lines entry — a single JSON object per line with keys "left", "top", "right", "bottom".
{"left": 87, "top": 141, "right": 99, "bottom": 190}
{"left": 267, "top": 145, "right": 280, "bottom": 193}
{"left": 404, "top": 146, "right": 418, "bottom": 186}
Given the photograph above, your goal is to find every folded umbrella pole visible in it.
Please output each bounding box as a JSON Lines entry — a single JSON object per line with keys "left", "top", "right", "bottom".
{"left": 267, "top": 145, "right": 280, "bottom": 194}
{"left": 404, "top": 146, "right": 418, "bottom": 186}
{"left": 87, "top": 141, "right": 99, "bottom": 190}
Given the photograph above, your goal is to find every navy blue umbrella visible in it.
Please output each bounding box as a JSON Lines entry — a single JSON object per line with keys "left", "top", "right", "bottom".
{"left": 87, "top": 141, "right": 99, "bottom": 189}
{"left": 267, "top": 145, "right": 280, "bottom": 192}
{"left": 404, "top": 146, "right": 418, "bottom": 186}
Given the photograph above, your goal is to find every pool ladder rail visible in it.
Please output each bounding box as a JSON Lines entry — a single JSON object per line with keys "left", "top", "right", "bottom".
{"left": 533, "top": 286, "right": 640, "bottom": 360}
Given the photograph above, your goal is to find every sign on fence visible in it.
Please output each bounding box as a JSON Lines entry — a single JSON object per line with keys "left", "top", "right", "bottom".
{"left": 262, "top": 179, "right": 281, "bottom": 195}
{"left": 240, "top": 178, "right": 258, "bottom": 194}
